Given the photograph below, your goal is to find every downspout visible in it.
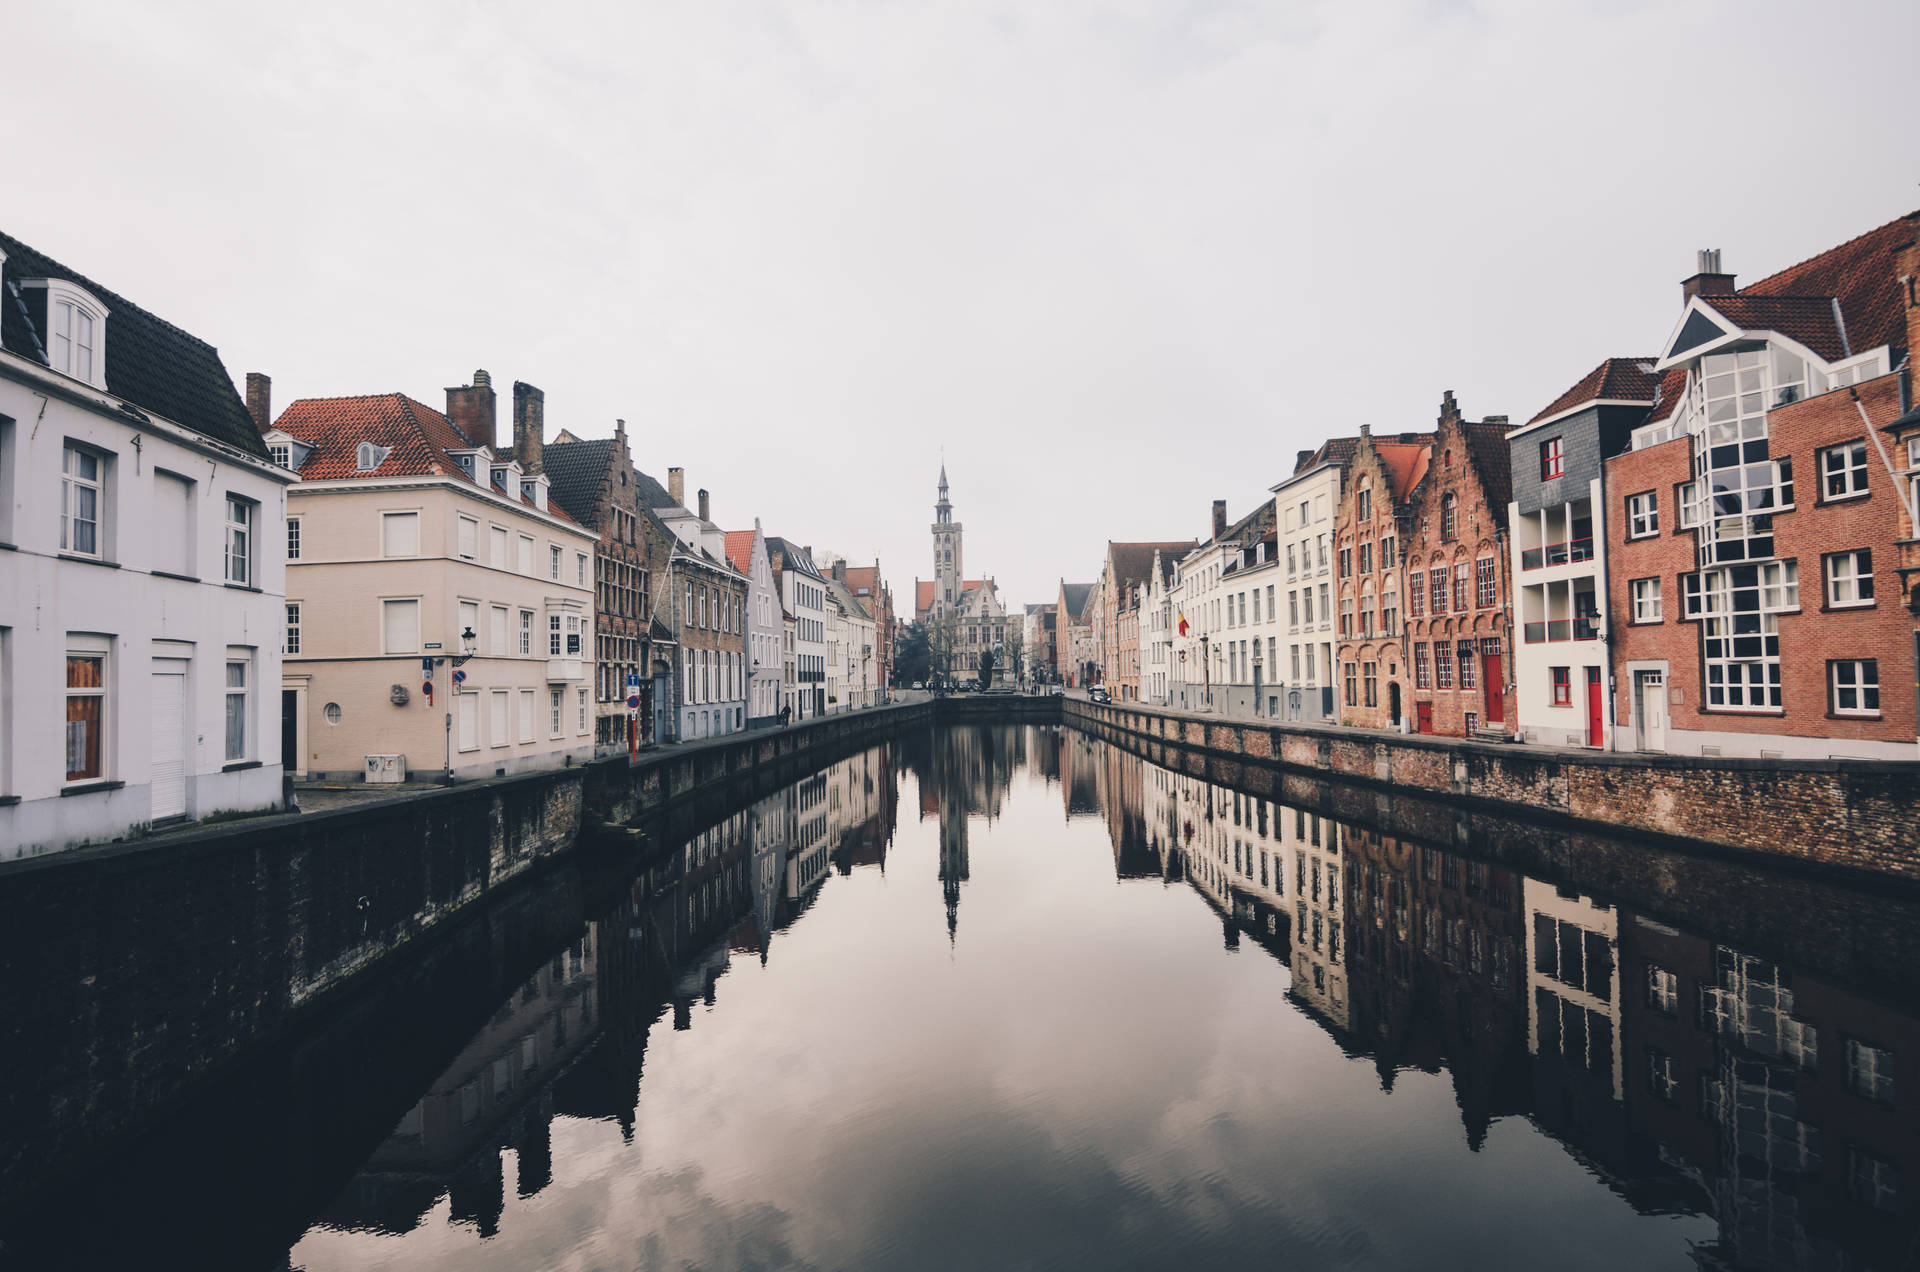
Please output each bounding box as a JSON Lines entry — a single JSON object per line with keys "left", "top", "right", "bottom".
{"left": 1851, "top": 375, "right": 1919, "bottom": 753}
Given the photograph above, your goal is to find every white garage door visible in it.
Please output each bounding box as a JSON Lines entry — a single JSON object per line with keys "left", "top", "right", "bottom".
{"left": 151, "top": 668, "right": 187, "bottom": 819}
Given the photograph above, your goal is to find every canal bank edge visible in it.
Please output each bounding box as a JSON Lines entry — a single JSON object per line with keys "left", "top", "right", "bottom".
{"left": 1062, "top": 698, "right": 1920, "bottom": 884}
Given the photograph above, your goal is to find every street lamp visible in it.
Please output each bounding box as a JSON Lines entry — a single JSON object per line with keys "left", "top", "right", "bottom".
{"left": 1200, "top": 633, "right": 1211, "bottom": 709}
{"left": 1253, "top": 642, "right": 1263, "bottom": 718}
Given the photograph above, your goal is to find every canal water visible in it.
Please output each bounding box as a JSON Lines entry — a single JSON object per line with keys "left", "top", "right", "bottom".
{"left": 5, "top": 724, "right": 1917, "bottom": 1270}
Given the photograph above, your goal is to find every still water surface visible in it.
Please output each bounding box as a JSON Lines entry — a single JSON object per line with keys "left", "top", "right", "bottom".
{"left": 16, "top": 725, "right": 1920, "bottom": 1270}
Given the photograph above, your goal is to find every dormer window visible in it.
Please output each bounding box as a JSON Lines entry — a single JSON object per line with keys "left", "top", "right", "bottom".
{"left": 24, "top": 281, "right": 110, "bottom": 390}
{"left": 355, "top": 442, "right": 389, "bottom": 471}
{"left": 269, "top": 442, "right": 291, "bottom": 469}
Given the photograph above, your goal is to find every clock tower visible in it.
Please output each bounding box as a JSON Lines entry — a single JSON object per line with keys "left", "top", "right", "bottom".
{"left": 932, "top": 464, "right": 963, "bottom": 615}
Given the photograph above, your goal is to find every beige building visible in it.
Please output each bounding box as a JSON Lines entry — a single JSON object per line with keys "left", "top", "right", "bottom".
{"left": 269, "top": 373, "right": 598, "bottom": 780}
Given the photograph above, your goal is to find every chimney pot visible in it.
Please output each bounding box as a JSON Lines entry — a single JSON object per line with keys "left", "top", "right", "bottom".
{"left": 698, "top": 488, "right": 710, "bottom": 522}
{"left": 245, "top": 372, "right": 271, "bottom": 433}
{"left": 667, "top": 467, "right": 684, "bottom": 508}
{"left": 1682, "top": 248, "right": 1736, "bottom": 302}
{"left": 1211, "top": 499, "right": 1228, "bottom": 540}
{"left": 446, "top": 370, "right": 498, "bottom": 452}
{"left": 511, "top": 382, "right": 545, "bottom": 475}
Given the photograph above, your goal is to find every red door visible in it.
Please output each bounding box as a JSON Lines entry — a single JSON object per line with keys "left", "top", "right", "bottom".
{"left": 1416, "top": 701, "right": 1434, "bottom": 734}
{"left": 1586, "top": 668, "right": 1603, "bottom": 747}
{"left": 1483, "top": 654, "right": 1504, "bottom": 724}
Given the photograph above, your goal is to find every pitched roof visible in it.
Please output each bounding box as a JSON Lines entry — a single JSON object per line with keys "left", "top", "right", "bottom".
{"left": 1107, "top": 540, "right": 1199, "bottom": 587}
{"left": 1059, "top": 582, "right": 1095, "bottom": 619}
{"left": 1527, "top": 357, "right": 1661, "bottom": 424}
{"left": 273, "top": 392, "right": 578, "bottom": 524}
{"left": 1647, "top": 366, "right": 1690, "bottom": 423}
{"left": 1461, "top": 420, "right": 1520, "bottom": 526}
{"left": 0, "top": 229, "right": 268, "bottom": 459}
{"left": 541, "top": 436, "right": 615, "bottom": 526}
{"left": 1697, "top": 294, "right": 1849, "bottom": 361}
{"left": 842, "top": 565, "right": 885, "bottom": 601}
{"left": 916, "top": 578, "right": 994, "bottom": 612}
{"left": 1295, "top": 436, "right": 1359, "bottom": 475}
{"left": 766, "top": 537, "right": 824, "bottom": 581}
{"left": 1373, "top": 440, "right": 1431, "bottom": 502}
{"left": 1739, "top": 211, "right": 1917, "bottom": 360}
{"left": 723, "top": 529, "right": 756, "bottom": 575}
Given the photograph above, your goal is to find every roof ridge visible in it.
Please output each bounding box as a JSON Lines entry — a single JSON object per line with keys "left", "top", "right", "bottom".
{"left": 0, "top": 229, "right": 225, "bottom": 354}
{"left": 1741, "top": 209, "right": 1920, "bottom": 295}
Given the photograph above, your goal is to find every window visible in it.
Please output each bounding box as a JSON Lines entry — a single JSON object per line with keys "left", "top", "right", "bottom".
{"left": 511, "top": 535, "right": 530, "bottom": 575}
{"left": 1849, "top": 1148, "right": 1900, "bottom": 1213}
{"left": 1414, "top": 643, "right": 1431, "bottom": 689}
{"left": 458, "top": 517, "right": 478, "bottom": 559}
{"left": 550, "top": 544, "right": 562, "bottom": 580}
{"left": 355, "top": 441, "right": 387, "bottom": 471}
{"left": 1441, "top": 493, "right": 1458, "bottom": 541}
{"left": 1701, "top": 562, "right": 1796, "bottom": 710}
{"left": 490, "top": 605, "right": 508, "bottom": 654}
{"left": 285, "top": 603, "right": 301, "bottom": 654}
{"left": 490, "top": 690, "right": 510, "bottom": 747}
{"left": 519, "top": 690, "right": 536, "bottom": 743}
{"left": 1457, "top": 642, "right": 1476, "bottom": 690}
{"left": 225, "top": 656, "right": 251, "bottom": 762}
{"left": 1359, "top": 594, "right": 1374, "bottom": 638}
{"left": 287, "top": 517, "right": 301, "bottom": 561}
{"left": 269, "top": 442, "right": 291, "bottom": 469}
{"left": 1475, "top": 557, "right": 1496, "bottom": 609}
{"left": 577, "top": 553, "right": 588, "bottom": 587}
{"left": 1647, "top": 1049, "right": 1678, "bottom": 1103}
{"left": 380, "top": 511, "right": 419, "bottom": 558}
{"left": 50, "top": 294, "right": 101, "bottom": 383}
{"left": 1357, "top": 487, "right": 1372, "bottom": 522}
{"left": 579, "top": 687, "right": 589, "bottom": 731}
{"left": 1381, "top": 584, "right": 1397, "bottom": 635}
{"left": 1429, "top": 566, "right": 1447, "bottom": 614}
{"left": 1409, "top": 572, "right": 1425, "bottom": 617}
{"left": 550, "top": 688, "right": 564, "bottom": 736}
{"left": 1646, "top": 965, "right": 1678, "bottom": 1014}
{"left": 223, "top": 497, "right": 254, "bottom": 585}
{"left": 1343, "top": 661, "right": 1357, "bottom": 707}
{"left": 1540, "top": 437, "right": 1564, "bottom": 480}
{"left": 382, "top": 599, "right": 420, "bottom": 654}
{"left": 1551, "top": 667, "right": 1571, "bottom": 705}
{"left": 1381, "top": 536, "right": 1396, "bottom": 569}
{"left": 1434, "top": 640, "right": 1453, "bottom": 689}
{"left": 1821, "top": 441, "right": 1869, "bottom": 500}
{"left": 1826, "top": 550, "right": 1874, "bottom": 607}
{"left": 1363, "top": 661, "right": 1378, "bottom": 707}
{"left": 324, "top": 702, "right": 342, "bottom": 726}
{"left": 1846, "top": 1038, "right": 1896, "bottom": 1104}
{"left": 549, "top": 614, "right": 562, "bottom": 656}
{"left": 1627, "top": 491, "right": 1659, "bottom": 538}
{"left": 1453, "top": 561, "right": 1470, "bottom": 612}
{"left": 150, "top": 470, "right": 194, "bottom": 577}
{"left": 65, "top": 644, "right": 106, "bottom": 782}
{"left": 1831, "top": 660, "right": 1880, "bottom": 716}
{"left": 1338, "top": 547, "right": 1351, "bottom": 579}
{"left": 458, "top": 692, "right": 478, "bottom": 751}
{"left": 1631, "top": 578, "right": 1662, "bottom": 623}
{"left": 489, "top": 525, "right": 508, "bottom": 568}
{"left": 61, "top": 444, "right": 103, "bottom": 557}
{"left": 519, "top": 610, "right": 533, "bottom": 656}
{"left": 1677, "top": 480, "right": 1702, "bottom": 529}
{"left": 1359, "top": 542, "right": 1373, "bottom": 575}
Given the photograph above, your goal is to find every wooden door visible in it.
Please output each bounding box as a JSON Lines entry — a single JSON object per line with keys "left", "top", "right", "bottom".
{"left": 1482, "top": 653, "right": 1504, "bottom": 723}
{"left": 1416, "top": 701, "right": 1433, "bottom": 734}
{"left": 1585, "top": 668, "right": 1604, "bottom": 747}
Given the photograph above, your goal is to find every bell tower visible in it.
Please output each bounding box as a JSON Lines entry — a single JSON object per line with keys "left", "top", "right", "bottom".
{"left": 932, "top": 463, "right": 963, "bottom": 614}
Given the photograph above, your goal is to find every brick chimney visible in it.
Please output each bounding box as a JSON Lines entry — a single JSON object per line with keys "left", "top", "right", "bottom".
{"left": 445, "top": 370, "right": 497, "bottom": 452}
{"left": 1682, "top": 248, "right": 1736, "bottom": 302}
{"left": 512, "top": 381, "right": 544, "bottom": 475}
{"left": 245, "top": 372, "right": 271, "bottom": 433}
{"left": 1211, "top": 499, "right": 1227, "bottom": 540}
{"left": 697, "top": 488, "right": 710, "bottom": 522}
{"left": 668, "top": 467, "right": 684, "bottom": 508}
{"left": 833, "top": 558, "right": 847, "bottom": 584}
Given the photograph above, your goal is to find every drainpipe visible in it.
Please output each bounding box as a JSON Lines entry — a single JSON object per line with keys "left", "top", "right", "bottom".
{"left": 1853, "top": 381, "right": 1920, "bottom": 755}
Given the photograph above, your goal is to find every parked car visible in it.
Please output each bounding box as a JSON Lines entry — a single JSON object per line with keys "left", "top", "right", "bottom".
{"left": 1049, "top": 684, "right": 1065, "bottom": 697}
{"left": 1089, "top": 686, "right": 1112, "bottom": 704}
{"left": 912, "top": 681, "right": 924, "bottom": 690}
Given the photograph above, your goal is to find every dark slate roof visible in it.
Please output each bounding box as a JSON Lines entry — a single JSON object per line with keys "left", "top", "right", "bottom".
{"left": 1108, "top": 540, "right": 1199, "bottom": 587}
{"left": 542, "top": 436, "right": 615, "bottom": 527}
{"left": 0, "top": 229, "right": 267, "bottom": 459}
{"left": 1461, "top": 420, "right": 1519, "bottom": 529}
{"left": 1059, "top": 582, "right": 1094, "bottom": 618}
{"left": 766, "top": 537, "right": 825, "bottom": 581}
{"left": 633, "top": 467, "right": 682, "bottom": 514}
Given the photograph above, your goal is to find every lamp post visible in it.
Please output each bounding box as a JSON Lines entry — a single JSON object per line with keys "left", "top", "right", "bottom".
{"left": 1201, "top": 633, "right": 1211, "bottom": 710}
{"left": 1253, "top": 642, "right": 1263, "bottom": 718}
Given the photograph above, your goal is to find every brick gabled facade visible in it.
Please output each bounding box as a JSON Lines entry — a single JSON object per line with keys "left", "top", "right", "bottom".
{"left": 1335, "top": 425, "right": 1432, "bottom": 730}
{"left": 1402, "top": 393, "right": 1518, "bottom": 737}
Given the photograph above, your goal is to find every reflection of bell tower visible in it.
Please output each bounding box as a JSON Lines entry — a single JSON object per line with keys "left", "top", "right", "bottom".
{"left": 932, "top": 464, "right": 963, "bottom": 615}
{"left": 939, "top": 795, "right": 969, "bottom": 944}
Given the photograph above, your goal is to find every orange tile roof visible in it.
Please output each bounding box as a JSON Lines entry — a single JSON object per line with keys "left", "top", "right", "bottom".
{"left": 1374, "top": 440, "right": 1431, "bottom": 501}
{"left": 1528, "top": 357, "right": 1661, "bottom": 424}
{"left": 916, "top": 579, "right": 992, "bottom": 612}
{"left": 723, "top": 529, "right": 756, "bottom": 575}
{"left": 273, "top": 392, "right": 578, "bottom": 525}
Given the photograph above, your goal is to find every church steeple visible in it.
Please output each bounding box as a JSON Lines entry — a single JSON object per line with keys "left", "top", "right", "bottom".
{"left": 931, "top": 463, "right": 963, "bottom": 613}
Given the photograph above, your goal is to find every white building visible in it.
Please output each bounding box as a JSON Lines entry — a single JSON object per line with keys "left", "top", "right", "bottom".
{"left": 1271, "top": 446, "right": 1346, "bottom": 723}
{"left": 1169, "top": 500, "right": 1274, "bottom": 713}
{"left": 725, "top": 520, "right": 783, "bottom": 729}
{"left": 1141, "top": 551, "right": 1176, "bottom": 705}
{"left": 769, "top": 538, "right": 828, "bottom": 720}
{"left": 650, "top": 480, "right": 748, "bottom": 740}
{"left": 1523, "top": 878, "right": 1622, "bottom": 1101}
{"left": 0, "top": 231, "right": 298, "bottom": 856}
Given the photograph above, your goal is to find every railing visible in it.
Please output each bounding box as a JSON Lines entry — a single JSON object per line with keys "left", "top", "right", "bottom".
{"left": 1519, "top": 537, "right": 1595, "bottom": 571}
{"left": 1522, "top": 616, "right": 1601, "bottom": 644}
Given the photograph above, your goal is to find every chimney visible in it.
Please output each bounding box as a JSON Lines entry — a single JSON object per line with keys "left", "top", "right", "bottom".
{"left": 698, "top": 488, "right": 710, "bottom": 522}
{"left": 512, "top": 381, "right": 545, "bottom": 475}
{"left": 1682, "top": 248, "right": 1736, "bottom": 302}
{"left": 1359, "top": 422, "right": 1371, "bottom": 439}
{"left": 445, "top": 370, "right": 497, "bottom": 452}
{"left": 1211, "top": 499, "right": 1227, "bottom": 540}
{"left": 833, "top": 559, "right": 847, "bottom": 584}
{"left": 668, "top": 467, "right": 685, "bottom": 508}
{"left": 245, "top": 372, "right": 271, "bottom": 433}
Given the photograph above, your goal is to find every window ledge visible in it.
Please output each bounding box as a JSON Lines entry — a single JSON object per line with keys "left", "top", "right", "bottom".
{"left": 0, "top": 794, "right": 19, "bottom": 807}
{"left": 1827, "top": 713, "right": 1883, "bottom": 722}
{"left": 1820, "top": 602, "right": 1876, "bottom": 613}
{"left": 221, "top": 760, "right": 263, "bottom": 772}
{"left": 151, "top": 569, "right": 201, "bottom": 583}
{"left": 224, "top": 582, "right": 263, "bottom": 594}
{"left": 0, "top": 541, "right": 15, "bottom": 552}
{"left": 60, "top": 780, "right": 125, "bottom": 797}
{"left": 58, "top": 553, "right": 119, "bottom": 569}
{"left": 1818, "top": 491, "right": 1870, "bottom": 506}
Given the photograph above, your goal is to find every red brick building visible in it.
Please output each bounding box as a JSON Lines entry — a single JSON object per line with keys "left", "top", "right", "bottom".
{"left": 1401, "top": 393, "right": 1518, "bottom": 737}
{"left": 1335, "top": 425, "right": 1431, "bottom": 730}
{"left": 1605, "top": 213, "right": 1920, "bottom": 759}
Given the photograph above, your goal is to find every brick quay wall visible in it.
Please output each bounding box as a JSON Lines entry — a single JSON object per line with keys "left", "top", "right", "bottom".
{"left": 1063, "top": 698, "right": 1920, "bottom": 885}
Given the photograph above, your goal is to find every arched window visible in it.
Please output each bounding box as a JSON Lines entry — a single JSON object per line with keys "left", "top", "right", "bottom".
{"left": 1441, "top": 493, "right": 1458, "bottom": 541}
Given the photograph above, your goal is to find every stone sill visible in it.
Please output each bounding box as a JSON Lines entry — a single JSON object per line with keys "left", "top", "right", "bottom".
{"left": 59, "top": 780, "right": 126, "bottom": 797}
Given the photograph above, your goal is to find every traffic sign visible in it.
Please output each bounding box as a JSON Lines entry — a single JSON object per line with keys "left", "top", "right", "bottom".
{"left": 452, "top": 669, "right": 467, "bottom": 684}
{"left": 627, "top": 672, "right": 641, "bottom": 688}
{"left": 627, "top": 695, "right": 641, "bottom": 708}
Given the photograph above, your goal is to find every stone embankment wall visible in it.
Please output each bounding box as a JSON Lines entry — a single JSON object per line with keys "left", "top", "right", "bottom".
{"left": 1066, "top": 699, "right": 1920, "bottom": 883}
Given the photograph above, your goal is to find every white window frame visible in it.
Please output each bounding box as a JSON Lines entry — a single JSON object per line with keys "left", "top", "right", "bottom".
{"left": 517, "top": 535, "right": 535, "bottom": 575}
{"left": 285, "top": 602, "right": 302, "bottom": 655}
{"left": 286, "top": 516, "right": 301, "bottom": 562}
{"left": 490, "top": 605, "right": 509, "bottom": 655}
{"left": 519, "top": 609, "right": 533, "bottom": 656}
{"left": 380, "top": 510, "right": 420, "bottom": 559}
{"left": 550, "top": 688, "right": 564, "bottom": 737}
{"left": 1825, "top": 550, "right": 1874, "bottom": 608}
{"left": 489, "top": 525, "right": 509, "bottom": 569}
{"left": 578, "top": 687, "right": 589, "bottom": 732}
{"left": 224, "top": 652, "right": 252, "bottom": 763}
{"left": 457, "top": 516, "right": 478, "bottom": 560}
{"left": 1821, "top": 441, "right": 1870, "bottom": 501}
{"left": 1830, "top": 659, "right": 1880, "bottom": 717}
{"left": 490, "top": 689, "right": 511, "bottom": 748}
{"left": 457, "top": 691, "right": 479, "bottom": 752}
{"left": 550, "top": 544, "right": 562, "bottom": 580}
{"left": 64, "top": 635, "right": 110, "bottom": 784}
{"left": 577, "top": 552, "right": 588, "bottom": 587}
{"left": 61, "top": 443, "right": 105, "bottom": 559}
{"left": 1627, "top": 491, "right": 1658, "bottom": 539}
{"left": 224, "top": 496, "right": 255, "bottom": 586}
{"left": 1630, "top": 577, "right": 1662, "bottom": 623}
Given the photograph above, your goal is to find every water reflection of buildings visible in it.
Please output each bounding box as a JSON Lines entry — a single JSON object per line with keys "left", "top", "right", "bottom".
{"left": 902, "top": 724, "right": 1025, "bottom": 942}
{"left": 315, "top": 744, "right": 902, "bottom": 1248}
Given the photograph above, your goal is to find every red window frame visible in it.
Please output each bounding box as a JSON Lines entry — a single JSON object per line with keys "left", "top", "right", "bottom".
{"left": 1541, "top": 437, "right": 1565, "bottom": 480}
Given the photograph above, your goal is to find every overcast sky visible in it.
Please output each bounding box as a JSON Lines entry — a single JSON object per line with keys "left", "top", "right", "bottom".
{"left": 4, "top": 0, "right": 1915, "bottom": 609}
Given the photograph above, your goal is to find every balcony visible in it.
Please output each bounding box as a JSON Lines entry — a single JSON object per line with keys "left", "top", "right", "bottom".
{"left": 546, "top": 657, "right": 585, "bottom": 683}
{"left": 1521, "top": 616, "right": 1601, "bottom": 644}
{"left": 1520, "top": 537, "right": 1594, "bottom": 571}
